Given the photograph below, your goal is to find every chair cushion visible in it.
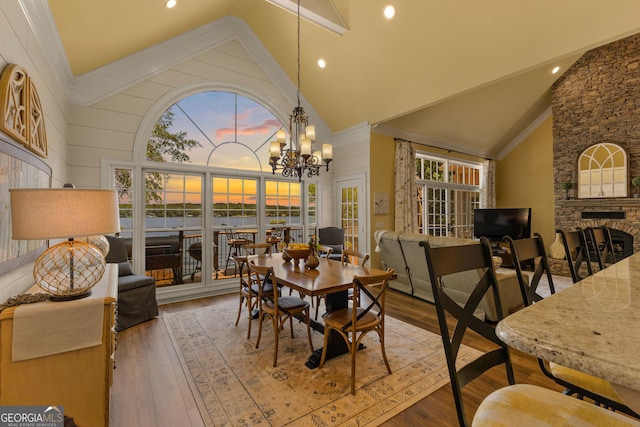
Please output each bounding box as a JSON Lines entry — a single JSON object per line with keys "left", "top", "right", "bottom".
{"left": 118, "top": 274, "right": 155, "bottom": 292}
{"left": 549, "top": 362, "right": 624, "bottom": 404}
{"left": 118, "top": 261, "right": 133, "bottom": 277}
{"left": 266, "top": 296, "right": 309, "bottom": 311}
{"left": 473, "top": 384, "right": 639, "bottom": 426}
{"left": 324, "top": 244, "right": 343, "bottom": 255}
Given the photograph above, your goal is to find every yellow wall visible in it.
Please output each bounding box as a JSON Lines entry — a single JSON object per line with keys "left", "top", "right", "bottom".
{"left": 370, "top": 118, "right": 555, "bottom": 268}
{"left": 369, "top": 133, "right": 396, "bottom": 268}
{"left": 495, "top": 116, "right": 555, "bottom": 244}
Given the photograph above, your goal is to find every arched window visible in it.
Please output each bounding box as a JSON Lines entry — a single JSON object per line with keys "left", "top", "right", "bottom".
{"left": 578, "top": 143, "right": 627, "bottom": 198}
{"left": 147, "top": 91, "right": 283, "bottom": 172}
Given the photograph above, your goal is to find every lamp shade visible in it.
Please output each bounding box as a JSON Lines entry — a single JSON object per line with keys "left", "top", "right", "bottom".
{"left": 10, "top": 188, "right": 120, "bottom": 240}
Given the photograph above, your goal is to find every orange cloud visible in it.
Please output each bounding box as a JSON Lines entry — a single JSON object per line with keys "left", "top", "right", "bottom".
{"left": 215, "top": 119, "right": 282, "bottom": 141}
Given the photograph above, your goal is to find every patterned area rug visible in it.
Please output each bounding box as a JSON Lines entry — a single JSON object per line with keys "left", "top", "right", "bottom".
{"left": 164, "top": 300, "right": 481, "bottom": 426}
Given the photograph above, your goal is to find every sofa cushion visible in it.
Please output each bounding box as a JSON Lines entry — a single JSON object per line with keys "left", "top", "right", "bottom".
{"left": 117, "top": 261, "right": 133, "bottom": 277}
{"left": 118, "top": 274, "right": 155, "bottom": 292}
{"left": 375, "top": 230, "right": 527, "bottom": 322}
{"left": 374, "top": 230, "right": 413, "bottom": 295}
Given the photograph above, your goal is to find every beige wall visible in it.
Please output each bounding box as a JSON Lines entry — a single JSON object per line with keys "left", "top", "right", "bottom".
{"left": 0, "top": 3, "right": 72, "bottom": 301}
{"left": 496, "top": 116, "right": 555, "bottom": 245}
{"left": 369, "top": 133, "right": 395, "bottom": 268}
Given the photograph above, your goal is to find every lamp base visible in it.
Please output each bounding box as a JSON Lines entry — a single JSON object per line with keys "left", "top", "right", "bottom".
{"left": 49, "top": 290, "right": 92, "bottom": 302}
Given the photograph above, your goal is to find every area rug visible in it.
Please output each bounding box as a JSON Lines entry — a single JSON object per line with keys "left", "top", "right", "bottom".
{"left": 164, "top": 300, "right": 481, "bottom": 426}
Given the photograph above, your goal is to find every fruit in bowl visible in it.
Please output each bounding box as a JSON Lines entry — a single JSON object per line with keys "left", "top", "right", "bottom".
{"left": 282, "top": 243, "right": 311, "bottom": 265}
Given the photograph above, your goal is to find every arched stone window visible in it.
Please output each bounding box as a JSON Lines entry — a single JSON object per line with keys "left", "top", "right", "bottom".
{"left": 578, "top": 142, "right": 627, "bottom": 198}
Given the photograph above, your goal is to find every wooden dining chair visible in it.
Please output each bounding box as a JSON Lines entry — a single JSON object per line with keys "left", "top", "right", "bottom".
{"left": 318, "top": 268, "right": 394, "bottom": 394}
{"left": 314, "top": 248, "right": 369, "bottom": 320}
{"left": 422, "top": 237, "right": 639, "bottom": 426}
{"left": 342, "top": 249, "right": 370, "bottom": 306}
{"left": 557, "top": 228, "right": 594, "bottom": 283}
{"left": 312, "top": 245, "right": 334, "bottom": 319}
{"left": 248, "top": 262, "right": 314, "bottom": 367}
{"left": 586, "top": 226, "right": 617, "bottom": 271}
{"left": 505, "top": 234, "right": 637, "bottom": 417}
{"left": 242, "top": 242, "right": 272, "bottom": 256}
{"left": 233, "top": 254, "right": 267, "bottom": 339}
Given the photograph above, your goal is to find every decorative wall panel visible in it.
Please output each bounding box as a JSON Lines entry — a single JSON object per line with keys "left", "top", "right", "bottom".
{"left": 0, "top": 64, "right": 48, "bottom": 157}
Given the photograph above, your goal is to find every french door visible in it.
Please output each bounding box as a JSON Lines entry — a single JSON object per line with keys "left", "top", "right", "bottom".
{"left": 336, "top": 177, "right": 365, "bottom": 252}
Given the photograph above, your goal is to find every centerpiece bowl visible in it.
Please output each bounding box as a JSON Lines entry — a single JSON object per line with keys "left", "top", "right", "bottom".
{"left": 282, "top": 247, "right": 312, "bottom": 265}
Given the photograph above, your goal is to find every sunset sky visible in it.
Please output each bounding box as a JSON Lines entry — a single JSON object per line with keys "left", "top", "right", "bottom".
{"left": 142, "top": 91, "right": 304, "bottom": 207}
{"left": 167, "top": 91, "right": 283, "bottom": 172}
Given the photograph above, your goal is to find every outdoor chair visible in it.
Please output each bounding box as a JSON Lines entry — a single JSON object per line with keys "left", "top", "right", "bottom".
{"left": 222, "top": 226, "right": 253, "bottom": 276}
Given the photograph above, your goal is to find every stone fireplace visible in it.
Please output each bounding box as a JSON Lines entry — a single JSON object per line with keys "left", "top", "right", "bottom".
{"left": 551, "top": 32, "right": 640, "bottom": 273}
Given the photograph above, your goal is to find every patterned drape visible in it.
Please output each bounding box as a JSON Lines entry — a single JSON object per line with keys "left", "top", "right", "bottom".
{"left": 394, "top": 140, "right": 417, "bottom": 233}
{"left": 481, "top": 158, "right": 496, "bottom": 208}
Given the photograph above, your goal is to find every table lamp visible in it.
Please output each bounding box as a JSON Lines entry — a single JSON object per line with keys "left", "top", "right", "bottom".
{"left": 10, "top": 188, "right": 120, "bottom": 301}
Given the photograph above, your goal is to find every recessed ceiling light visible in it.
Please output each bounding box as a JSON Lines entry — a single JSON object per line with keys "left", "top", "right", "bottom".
{"left": 384, "top": 5, "right": 396, "bottom": 20}
{"left": 552, "top": 66, "right": 560, "bottom": 74}
{"left": 317, "top": 59, "right": 326, "bottom": 69}
{"left": 165, "top": 0, "right": 177, "bottom": 9}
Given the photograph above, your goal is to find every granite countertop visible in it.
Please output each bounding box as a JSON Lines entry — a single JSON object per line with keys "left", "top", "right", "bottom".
{"left": 496, "top": 253, "right": 640, "bottom": 392}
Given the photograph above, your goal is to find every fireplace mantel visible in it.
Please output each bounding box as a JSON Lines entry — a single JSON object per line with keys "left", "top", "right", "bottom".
{"left": 557, "top": 199, "right": 640, "bottom": 208}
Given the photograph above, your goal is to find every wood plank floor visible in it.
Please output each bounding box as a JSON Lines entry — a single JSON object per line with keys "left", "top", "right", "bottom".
{"left": 109, "top": 289, "right": 564, "bottom": 426}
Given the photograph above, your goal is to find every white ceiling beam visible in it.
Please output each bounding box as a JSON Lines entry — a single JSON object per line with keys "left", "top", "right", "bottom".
{"left": 264, "top": 0, "right": 348, "bottom": 35}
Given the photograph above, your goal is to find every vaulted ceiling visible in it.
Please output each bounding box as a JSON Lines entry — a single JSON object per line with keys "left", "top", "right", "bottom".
{"left": 40, "top": 0, "right": 640, "bottom": 158}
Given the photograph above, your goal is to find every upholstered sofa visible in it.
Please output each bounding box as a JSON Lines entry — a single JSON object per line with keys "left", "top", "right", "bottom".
{"left": 374, "top": 230, "right": 525, "bottom": 322}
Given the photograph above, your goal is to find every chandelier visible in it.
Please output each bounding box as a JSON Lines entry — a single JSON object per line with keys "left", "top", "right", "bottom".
{"left": 269, "top": 0, "right": 332, "bottom": 181}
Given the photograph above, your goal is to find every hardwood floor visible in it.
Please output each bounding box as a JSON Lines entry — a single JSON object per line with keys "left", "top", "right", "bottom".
{"left": 109, "top": 289, "right": 563, "bottom": 426}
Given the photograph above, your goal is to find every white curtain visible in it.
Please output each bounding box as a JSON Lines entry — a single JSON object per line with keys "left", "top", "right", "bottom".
{"left": 394, "top": 140, "right": 417, "bottom": 233}
{"left": 481, "top": 158, "right": 496, "bottom": 208}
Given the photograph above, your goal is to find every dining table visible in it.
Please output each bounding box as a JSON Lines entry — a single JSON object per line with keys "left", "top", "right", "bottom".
{"left": 248, "top": 252, "right": 391, "bottom": 369}
{"left": 496, "top": 251, "right": 640, "bottom": 413}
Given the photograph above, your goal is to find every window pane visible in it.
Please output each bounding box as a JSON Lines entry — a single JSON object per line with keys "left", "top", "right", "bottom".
{"left": 144, "top": 172, "right": 203, "bottom": 229}
{"left": 212, "top": 176, "right": 258, "bottom": 227}
{"left": 265, "top": 180, "right": 301, "bottom": 225}
{"left": 114, "top": 168, "right": 132, "bottom": 236}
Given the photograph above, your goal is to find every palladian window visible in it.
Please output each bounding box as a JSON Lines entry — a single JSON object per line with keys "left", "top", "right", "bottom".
{"left": 113, "top": 91, "right": 315, "bottom": 290}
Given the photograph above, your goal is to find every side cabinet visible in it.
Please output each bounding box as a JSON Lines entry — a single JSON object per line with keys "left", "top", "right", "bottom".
{"left": 0, "top": 264, "right": 118, "bottom": 426}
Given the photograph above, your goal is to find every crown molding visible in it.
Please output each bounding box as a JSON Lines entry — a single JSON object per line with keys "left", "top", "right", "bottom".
{"left": 67, "top": 16, "right": 254, "bottom": 106}
{"left": 333, "top": 122, "right": 370, "bottom": 147}
{"left": 496, "top": 107, "right": 552, "bottom": 160}
{"left": 264, "top": 0, "right": 348, "bottom": 35}
{"left": 19, "top": 4, "right": 332, "bottom": 140}
{"left": 18, "top": 0, "right": 73, "bottom": 88}
{"left": 373, "top": 124, "right": 492, "bottom": 159}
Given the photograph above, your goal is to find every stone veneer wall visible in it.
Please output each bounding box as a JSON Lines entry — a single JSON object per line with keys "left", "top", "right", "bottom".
{"left": 551, "top": 32, "right": 640, "bottom": 267}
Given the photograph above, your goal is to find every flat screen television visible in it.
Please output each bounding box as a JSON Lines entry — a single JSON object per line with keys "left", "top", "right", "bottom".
{"left": 473, "top": 208, "right": 531, "bottom": 241}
